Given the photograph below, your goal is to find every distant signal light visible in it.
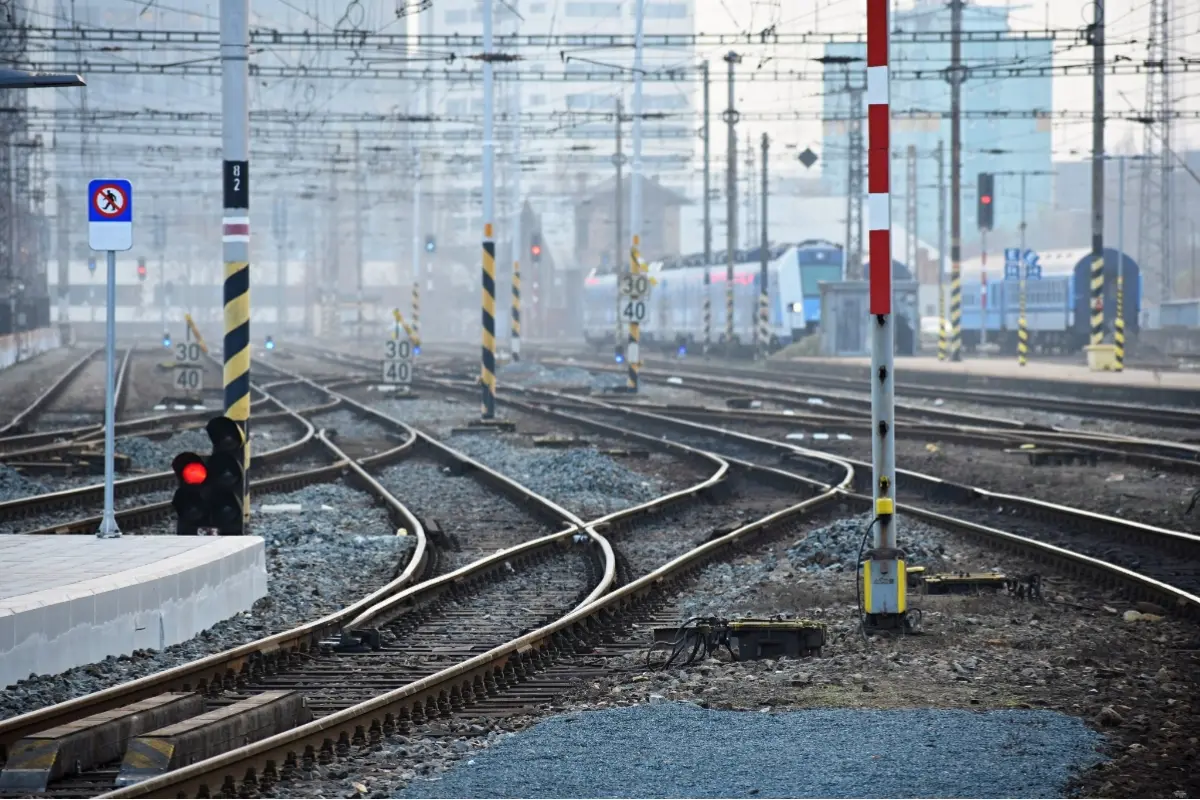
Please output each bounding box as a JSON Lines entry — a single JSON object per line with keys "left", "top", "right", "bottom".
{"left": 181, "top": 461, "right": 207, "bottom": 485}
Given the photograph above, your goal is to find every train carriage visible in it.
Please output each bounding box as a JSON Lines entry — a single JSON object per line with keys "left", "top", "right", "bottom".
{"left": 583, "top": 245, "right": 809, "bottom": 354}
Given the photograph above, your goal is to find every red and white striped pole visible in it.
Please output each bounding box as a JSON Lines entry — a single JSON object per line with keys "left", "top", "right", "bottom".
{"left": 861, "top": 0, "right": 906, "bottom": 630}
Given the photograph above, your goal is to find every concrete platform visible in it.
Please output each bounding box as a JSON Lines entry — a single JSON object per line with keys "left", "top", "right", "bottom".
{"left": 0, "top": 536, "right": 267, "bottom": 688}
{"left": 787, "top": 356, "right": 1200, "bottom": 389}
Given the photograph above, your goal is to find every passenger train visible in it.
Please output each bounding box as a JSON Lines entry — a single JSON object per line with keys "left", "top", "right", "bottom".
{"left": 582, "top": 240, "right": 846, "bottom": 353}
{"left": 944, "top": 247, "right": 1142, "bottom": 353}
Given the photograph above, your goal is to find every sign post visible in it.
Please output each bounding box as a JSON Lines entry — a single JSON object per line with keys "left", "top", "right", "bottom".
{"left": 88, "top": 178, "right": 133, "bottom": 539}
{"left": 1005, "top": 248, "right": 1039, "bottom": 366}
{"left": 384, "top": 310, "right": 414, "bottom": 388}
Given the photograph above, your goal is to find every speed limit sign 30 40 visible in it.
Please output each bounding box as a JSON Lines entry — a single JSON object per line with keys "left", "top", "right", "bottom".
{"left": 173, "top": 339, "right": 204, "bottom": 393}
{"left": 382, "top": 337, "right": 413, "bottom": 385}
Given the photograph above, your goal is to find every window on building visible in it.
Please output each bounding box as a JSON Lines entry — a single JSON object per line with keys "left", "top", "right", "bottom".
{"left": 530, "top": 1, "right": 547, "bottom": 10}
{"left": 643, "top": 2, "right": 688, "bottom": 18}
{"left": 444, "top": 8, "right": 467, "bottom": 24}
{"left": 566, "top": 2, "right": 622, "bottom": 17}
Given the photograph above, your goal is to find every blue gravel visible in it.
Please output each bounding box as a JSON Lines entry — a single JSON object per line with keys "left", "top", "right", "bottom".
{"left": 398, "top": 703, "right": 1104, "bottom": 799}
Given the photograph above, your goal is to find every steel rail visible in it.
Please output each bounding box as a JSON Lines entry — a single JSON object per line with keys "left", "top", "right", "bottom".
{"left": 98, "top": 411, "right": 823, "bottom": 800}
{"left": 0, "top": 348, "right": 101, "bottom": 437}
{"left": 548, "top": 389, "right": 1200, "bottom": 617}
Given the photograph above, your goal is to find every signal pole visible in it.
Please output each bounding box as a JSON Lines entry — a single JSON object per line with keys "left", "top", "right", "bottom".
{"left": 511, "top": 67, "right": 522, "bottom": 362}
{"left": 723, "top": 50, "right": 740, "bottom": 356}
{"left": 1088, "top": 0, "right": 1106, "bottom": 347}
{"left": 702, "top": 60, "right": 712, "bottom": 359}
{"left": 757, "top": 133, "right": 769, "bottom": 361}
{"left": 220, "top": 0, "right": 251, "bottom": 528}
{"left": 411, "top": 150, "right": 422, "bottom": 350}
{"left": 863, "top": 0, "right": 904, "bottom": 630}
{"left": 936, "top": 139, "right": 948, "bottom": 360}
{"left": 613, "top": 98, "right": 625, "bottom": 359}
{"left": 480, "top": 0, "right": 497, "bottom": 419}
{"left": 627, "top": 0, "right": 646, "bottom": 392}
{"left": 354, "top": 130, "right": 364, "bottom": 341}
{"left": 947, "top": 0, "right": 965, "bottom": 360}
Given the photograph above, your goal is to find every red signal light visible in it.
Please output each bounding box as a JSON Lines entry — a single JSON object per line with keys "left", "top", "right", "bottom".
{"left": 531, "top": 245, "right": 542, "bottom": 256}
{"left": 181, "top": 462, "right": 207, "bottom": 485}
{"left": 981, "top": 195, "right": 992, "bottom": 204}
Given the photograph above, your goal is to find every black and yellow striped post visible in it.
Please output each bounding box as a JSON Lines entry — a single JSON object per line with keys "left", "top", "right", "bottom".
{"left": 410, "top": 281, "right": 421, "bottom": 353}
{"left": 481, "top": 224, "right": 497, "bottom": 419}
{"left": 724, "top": 273, "right": 734, "bottom": 357}
{"left": 949, "top": 248, "right": 963, "bottom": 361}
{"left": 937, "top": 283, "right": 948, "bottom": 360}
{"left": 221, "top": 220, "right": 250, "bottom": 527}
{"left": 627, "top": 237, "right": 642, "bottom": 392}
{"left": 511, "top": 257, "right": 521, "bottom": 363}
{"left": 702, "top": 270, "right": 711, "bottom": 359}
{"left": 1089, "top": 251, "right": 1104, "bottom": 346}
{"left": 1113, "top": 275, "right": 1125, "bottom": 371}
{"left": 1017, "top": 274, "right": 1028, "bottom": 367}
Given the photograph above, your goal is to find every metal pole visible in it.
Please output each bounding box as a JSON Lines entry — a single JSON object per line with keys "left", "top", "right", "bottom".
{"left": 980, "top": 230, "right": 987, "bottom": 350}
{"left": 275, "top": 199, "right": 286, "bottom": 333}
{"left": 511, "top": 68, "right": 522, "bottom": 362}
{"left": 723, "top": 51, "right": 740, "bottom": 356}
{"left": 613, "top": 98, "right": 624, "bottom": 360}
{"left": 97, "top": 248, "right": 120, "bottom": 538}
{"left": 1019, "top": 173, "right": 1028, "bottom": 366}
{"left": 480, "top": 0, "right": 497, "bottom": 419}
{"left": 948, "top": 0, "right": 964, "bottom": 360}
{"left": 757, "top": 132, "right": 769, "bottom": 361}
{"left": 1115, "top": 156, "right": 1126, "bottom": 370}
{"left": 627, "top": 0, "right": 645, "bottom": 392}
{"left": 1088, "top": 0, "right": 1106, "bottom": 347}
{"left": 863, "top": 0, "right": 903, "bottom": 630}
{"left": 702, "top": 60, "right": 712, "bottom": 359}
{"left": 220, "top": 0, "right": 251, "bottom": 530}
{"left": 354, "top": 129, "right": 364, "bottom": 341}
{"left": 412, "top": 149, "right": 422, "bottom": 345}
{"left": 937, "top": 139, "right": 947, "bottom": 360}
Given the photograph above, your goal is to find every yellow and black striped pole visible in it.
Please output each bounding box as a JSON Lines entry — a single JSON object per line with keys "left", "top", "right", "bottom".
{"left": 949, "top": 248, "right": 963, "bottom": 361}
{"left": 1113, "top": 275, "right": 1125, "bottom": 371}
{"left": 221, "top": 0, "right": 250, "bottom": 529}
{"left": 410, "top": 281, "right": 421, "bottom": 353}
{"left": 1017, "top": 275, "right": 1028, "bottom": 367}
{"left": 937, "top": 281, "right": 948, "bottom": 360}
{"left": 1090, "top": 251, "right": 1105, "bottom": 347}
{"left": 392, "top": 308, "right": 417, "bottom": 342}
{"left": 725, "top": 272, "right": 734, "bottom": 357}
{"left": 482, "top": 226, "right": 497, "bottom": 418}
{"left": 703, "top": 271, "right": 711, "bottom": 359}
{"left": 627, "top": 237, "right": 642, "bottom": 391}
{"left": 511, "top": 257, "right": 521, "bottom": 363}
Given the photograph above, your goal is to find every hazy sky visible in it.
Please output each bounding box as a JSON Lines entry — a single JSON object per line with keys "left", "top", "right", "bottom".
{"left": 690, "top": 0, "right": 1198, "bottom": 170}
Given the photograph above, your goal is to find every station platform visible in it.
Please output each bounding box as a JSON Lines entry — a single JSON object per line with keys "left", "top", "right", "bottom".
{"left": 791, "top": 356, "right": 1200, "bottom": 389}
{"left": 780, "top": 356, "right": 1200, "bottom": 406}
{"left": 0, "top": 536, "right": 267, "bottom": 688}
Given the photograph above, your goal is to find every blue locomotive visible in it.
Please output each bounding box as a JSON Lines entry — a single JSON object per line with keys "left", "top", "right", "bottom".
{"left": 944, "top": 247, "right": 1142, "bottom": 353}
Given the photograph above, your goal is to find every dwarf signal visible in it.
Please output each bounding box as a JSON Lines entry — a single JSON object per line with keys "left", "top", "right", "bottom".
{"left": 170, "top": 416, "right": 246, "bottom": 535}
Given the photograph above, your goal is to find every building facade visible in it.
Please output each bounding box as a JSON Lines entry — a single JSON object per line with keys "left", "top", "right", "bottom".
{"left": 820, "top": 0, "right": 1053, "bottom": 268}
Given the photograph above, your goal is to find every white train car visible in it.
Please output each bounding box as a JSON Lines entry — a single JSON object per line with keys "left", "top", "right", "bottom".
{"left": 582, "top": 246, "right": 807, "bottom": 353}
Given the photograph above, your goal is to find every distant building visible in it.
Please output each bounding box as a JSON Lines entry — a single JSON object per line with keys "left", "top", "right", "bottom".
{"left": 820, "top": 0, "right": 1054, "bottom": 265}
{"left": 573, "top": 176, "right": 690, "bottom": 271}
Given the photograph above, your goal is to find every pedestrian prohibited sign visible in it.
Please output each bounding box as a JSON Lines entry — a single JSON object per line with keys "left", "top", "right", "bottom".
{"left": 87, "top": 178, "right": 133, "bottom": 252}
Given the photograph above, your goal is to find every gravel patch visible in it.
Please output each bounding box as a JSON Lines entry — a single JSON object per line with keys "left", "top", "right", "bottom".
{"left": 398, "top": 703, "right": 1104, "bottom": 799}
{"left": 0, "top": 464, "right": 50, "bottom": 500}
{"left": 311, "top": 409, "right": 393, "bottom": 441}
{"left": 448, "top": 435, "right": 665, "bottom": 518}
{"left": 0, "top": 480, "right": 411, "bottom": 717}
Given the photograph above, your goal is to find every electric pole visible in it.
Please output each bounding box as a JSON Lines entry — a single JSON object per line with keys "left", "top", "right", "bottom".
{"left": 905, "top": 145, "right": 917, "bottom": 277}
{"left": 723, "top": 50, "right": 740, "bottom": 356}
{"left": 701, "top": 59, "right": 712, "bottom": 358}
{"left": 613, "top": 98, "right": 625, "bottom": 359}
{"left": 947, "top": 0, "right": 965, "bottom": 360}
{"left": 1088, "top": 0, "right": 1105, "bottom": 346}
{"left": 936, "top": 139, "right": 948, "bottom": 360}
{"left": 757, "top": 132, "right": 769, "bottom": 361}
{"left": 354, "top": 129, "right": 364, "bottom": 341}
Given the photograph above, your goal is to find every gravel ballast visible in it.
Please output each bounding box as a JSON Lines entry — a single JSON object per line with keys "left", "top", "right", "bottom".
{"left": 448, "top": 434, "right": 666, "bottom": 518}
{"left": 0, "top": 481, "right": 411, "bottom": 718}
{"left": 398, "top": 703, "right": 1103, "bottom": 799}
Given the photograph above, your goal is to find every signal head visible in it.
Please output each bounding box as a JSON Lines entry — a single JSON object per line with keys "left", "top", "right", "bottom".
{"left": 162, "top": 332, "right": 172, "bottom": 348}
{"left": 265, "top": 335, "right": 275, "bottom": 350}
{"left": 205, "top": 416, "right": 245, "bottom": 453}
